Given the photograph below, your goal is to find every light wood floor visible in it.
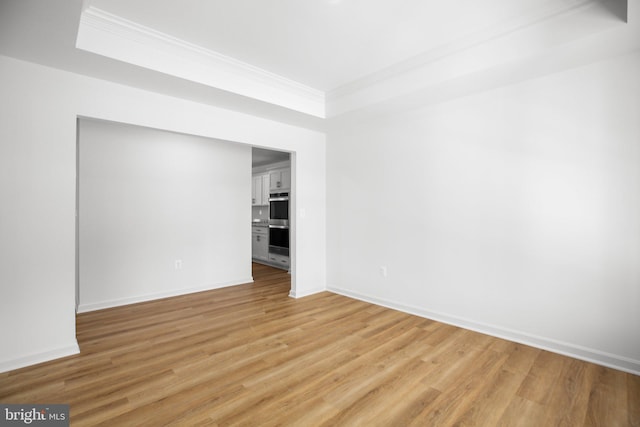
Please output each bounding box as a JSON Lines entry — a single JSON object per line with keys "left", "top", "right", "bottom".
{"left": 1, "top": 263, "right": 638, "bottom": 426}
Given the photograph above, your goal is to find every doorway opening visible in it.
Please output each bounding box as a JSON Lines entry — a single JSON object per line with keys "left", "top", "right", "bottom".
{"left": 75, "top": 118, "right": 296, "bottom": 313}
{"left": 250, "top": 147, "right": 293, "bottom": 275}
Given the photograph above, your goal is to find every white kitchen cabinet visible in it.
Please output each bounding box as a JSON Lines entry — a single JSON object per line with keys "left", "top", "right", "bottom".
{"left": 251, "top": 175, "right": 261, "bottom": 206}
{"left": 268, "top": 253, "right": 289, "bottom": 269}
{"left": 252, "top": 226, "right": 268, "bottom": 261}
{"left": 269, "top": 168, "right": 290, "bottom": 191}
{"left": 261, "top": 174, "right": 269, "bottom": 204}
{"left": 252, "top": 174, "right": 269, "bottom": 206}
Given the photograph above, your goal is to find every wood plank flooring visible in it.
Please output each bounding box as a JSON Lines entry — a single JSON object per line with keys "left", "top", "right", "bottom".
{"left": 1, "top": 263, "right": 638, "bottom": 426}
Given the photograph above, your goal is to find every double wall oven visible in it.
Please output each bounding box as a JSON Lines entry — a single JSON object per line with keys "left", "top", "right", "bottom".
{"left": 268, "top": 192, "right": 289, "bottom": 256}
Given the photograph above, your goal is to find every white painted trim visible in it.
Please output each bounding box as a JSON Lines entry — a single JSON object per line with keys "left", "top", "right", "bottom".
{"left": 328, "top": 285, "right": 640, "bottom": 376}
{"left": 74, "top": 0, "right": 623, "bottom": 120}
{"left": 76, "top": 7, "right": 325, "bottom": 118}
{"left": 327, "top": 0, "right": 597, "bottom": 98}
{"left": 326, "top": 0, "right": 624, "bottom": 117}
{"left": 0, "top": 342, "right": 80, "bottom": 374}
{"left": 289, "top": 286, "right": 325, "bottom": 299}
{"left": 77, "top": 277, "right": 254, "bottom": 313}
{"left": 329, "top": 0, "right": 599, "bottom": 99}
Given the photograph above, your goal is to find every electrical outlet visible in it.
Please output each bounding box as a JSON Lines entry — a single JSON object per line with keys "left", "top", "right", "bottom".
{"left": 380, "top": 266, "right": 387, "bottom": 278}
{"left": 175, "top": 260, "right": 183, "bottom": 270}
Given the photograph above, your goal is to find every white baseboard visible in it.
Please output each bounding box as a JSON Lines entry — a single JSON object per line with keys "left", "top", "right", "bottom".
{"left": 0, "top": 342, "right": 80, "bottom": 374}
{"left": 328, "top": 284, "right": 640, "bottom": 376}
{"left": 289, "top": 286, "right": 326, "bottom": 299}
{"left": 77, "top": 277, "right": 254, "bottom": 313}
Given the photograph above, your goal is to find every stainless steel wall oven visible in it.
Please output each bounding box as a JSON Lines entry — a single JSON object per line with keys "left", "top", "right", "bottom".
{"left": 269, "top": 192, "right": 289, "bottom": 256}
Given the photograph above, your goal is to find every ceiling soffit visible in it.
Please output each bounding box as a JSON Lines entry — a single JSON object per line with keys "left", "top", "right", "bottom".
{"left": 76, "top": 6, "right": 326, "bottom": 118}
{"left": 328, "top": 0, "right": 631, "bottom": 117}
{"left": 76, "top": 0, "right": 629, "bottom": 119}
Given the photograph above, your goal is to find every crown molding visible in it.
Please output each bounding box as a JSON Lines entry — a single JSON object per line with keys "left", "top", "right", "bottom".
{"left": 75, "top": 0, "right": 626, "bottom": 120}
{"left": 329, "top": 0, "right": 599, "bottom": 98}
{"left": 326, "top": 0, "right": 622, "bottom": 117}
{"left": 76, "top": 7, "right": 325, "bottom": 118}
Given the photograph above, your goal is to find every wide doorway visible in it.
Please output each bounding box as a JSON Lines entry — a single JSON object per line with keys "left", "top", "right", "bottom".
{"left": 75, "top": 118, "right": 294, "bottom": 313}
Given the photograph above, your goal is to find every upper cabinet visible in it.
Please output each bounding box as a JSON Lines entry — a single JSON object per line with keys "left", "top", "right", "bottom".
{"left": 252, "top": 174, "right": 269, "bottom": 206}
{"left": 269, "top": 168, "right": 291, "bottom": 191}
{"left": 251, "top": 175, "right": 261, "bottom": 206}
{"left": 261, "top": 174, "right": 269, "bottom": 203}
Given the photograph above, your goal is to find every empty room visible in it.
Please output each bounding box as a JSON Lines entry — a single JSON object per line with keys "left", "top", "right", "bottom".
{"left": 0, "top": 0, "right": 639, "bottom": 425}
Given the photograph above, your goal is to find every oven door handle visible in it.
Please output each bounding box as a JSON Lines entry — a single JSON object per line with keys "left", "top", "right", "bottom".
{"left": 269, "top": 197, "right": 289, "bottom": 202}
{"left": 269, "top": 225, "right": 289, "bottom": 229}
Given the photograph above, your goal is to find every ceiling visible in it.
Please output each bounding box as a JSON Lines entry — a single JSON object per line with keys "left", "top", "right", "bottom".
{"left": 0, "top": 0, "right": 636, "bottom": 124}
{"left": 88, "top": 0, "right": 551, "bottom": 92}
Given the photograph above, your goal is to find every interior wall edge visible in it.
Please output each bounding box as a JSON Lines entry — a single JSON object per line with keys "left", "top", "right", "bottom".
{"left": 327, "top": 284, "right": 640, "bottom": 376}
{"left": 0, "top": 342, "right": 80, "bottom": 375}
{"left": 288, "top": 285, "right": 326, "bottom": 299}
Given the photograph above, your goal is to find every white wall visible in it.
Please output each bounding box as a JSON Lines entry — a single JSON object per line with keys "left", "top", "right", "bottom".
{"left": 78, "top": 119, "right": 251, "bottom": 312}
{"left": 0, "top": 55, "right": 326, "bottom": 372}
{"left": 327, "top": 50, "right": 640, "bottom": 374}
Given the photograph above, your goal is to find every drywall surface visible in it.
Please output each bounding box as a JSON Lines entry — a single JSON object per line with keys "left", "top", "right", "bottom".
{"left": 78, "top": 119, "right": 251, "bottom": 311}
{"left": 327, "top": 51, "right": 640, "bottom": 374}
{"left": 0, "top": 54, "right": 326, "bottom": 372}
{"left": 0, "top": 63, "right": 80, "bottom": 371}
